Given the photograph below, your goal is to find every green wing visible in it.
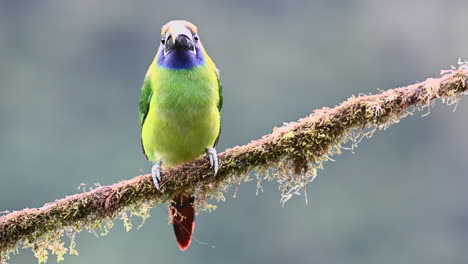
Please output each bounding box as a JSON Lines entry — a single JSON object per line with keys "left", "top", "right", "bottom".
{"left": 139, "top": 76, "right": 153, "bottom": 159}
{"left": 214, "top": 70, "right": 223, "bottom": 147}
{"left": 215, "top": 68, "right": 223, "bottom": 111}
{"left": 139, "top": 76, "right": 153, "bottom": 126}
{"left": 217, "top": 77, "right": 223, "bottom": 112}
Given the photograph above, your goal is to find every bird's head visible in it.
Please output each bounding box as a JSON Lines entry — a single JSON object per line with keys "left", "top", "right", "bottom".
{"left": 156, "top": 20, "right": 207, "bottom": 69}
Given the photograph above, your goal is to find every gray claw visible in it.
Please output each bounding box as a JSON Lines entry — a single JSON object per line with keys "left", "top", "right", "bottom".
{"left": 151, "top": 160, "right": 162, "bottom": 190}
{"left": 206, "top": 147, "right": 219, "bottom": 176}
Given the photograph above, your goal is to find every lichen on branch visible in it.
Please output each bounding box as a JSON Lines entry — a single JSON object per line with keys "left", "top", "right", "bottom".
{"left": 1, "top": 67, "right": 467, "bottom": 263}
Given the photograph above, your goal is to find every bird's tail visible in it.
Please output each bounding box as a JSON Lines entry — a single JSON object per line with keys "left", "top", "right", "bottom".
{"left": 170, "top": 195, "right": 195, "bottom": 251}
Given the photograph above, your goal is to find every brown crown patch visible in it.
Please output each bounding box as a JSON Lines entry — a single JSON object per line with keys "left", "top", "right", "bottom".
{"left": 161, "top": 20, "right": 198, "bottom": 36}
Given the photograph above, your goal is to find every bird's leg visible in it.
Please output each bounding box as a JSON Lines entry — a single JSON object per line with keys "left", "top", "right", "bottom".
{"left": 151, "top": 160, "right": 163, "bottom": 190}
{"left": 206, "top": 147, "right": 219, "bottom": 176}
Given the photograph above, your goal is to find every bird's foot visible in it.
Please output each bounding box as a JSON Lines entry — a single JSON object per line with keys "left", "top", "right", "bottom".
{"left": 151, "top": 160, "right": 163, "bottom": 190}
{"left": 206, "top": 147, "right": 219, "bottom": 176}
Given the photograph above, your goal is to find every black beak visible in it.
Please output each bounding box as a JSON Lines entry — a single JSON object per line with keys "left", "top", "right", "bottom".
{"left": 164, "top": 34, "right": 196, "bottom": 56}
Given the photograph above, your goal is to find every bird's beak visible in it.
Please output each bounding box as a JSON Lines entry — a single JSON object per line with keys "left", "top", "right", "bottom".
{"left": 164, "top": 25, "right": 196, "bottom": 56}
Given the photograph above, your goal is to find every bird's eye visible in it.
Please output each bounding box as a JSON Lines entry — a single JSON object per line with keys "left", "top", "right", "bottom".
{"left": 193, "top": 35, "right": 199, "bottom": 42}
{"left": 161, "top": 37, "right": 165, "bottom": 45}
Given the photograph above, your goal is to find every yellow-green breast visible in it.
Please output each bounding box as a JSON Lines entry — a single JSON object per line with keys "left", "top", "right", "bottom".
{"left": 141, "top": 65, "right": 221, "bottom": 167}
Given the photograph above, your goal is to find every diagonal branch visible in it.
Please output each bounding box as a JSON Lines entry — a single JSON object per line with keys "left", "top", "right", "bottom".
{"left": 1, "top": 68, "right": 467, "bottom": 262}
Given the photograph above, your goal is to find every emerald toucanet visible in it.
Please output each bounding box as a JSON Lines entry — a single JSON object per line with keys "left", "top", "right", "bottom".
{"left": 139, "top": 20, "right": 222, "bottom": 251}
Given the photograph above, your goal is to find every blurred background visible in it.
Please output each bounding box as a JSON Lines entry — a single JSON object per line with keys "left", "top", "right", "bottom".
{"left": 1, "top": 0, "right": 468, "bottom": 263}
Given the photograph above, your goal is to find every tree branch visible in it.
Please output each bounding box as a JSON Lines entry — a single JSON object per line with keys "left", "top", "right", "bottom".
{"left": 1, "top": 68, "right": 467, "bottom": 262}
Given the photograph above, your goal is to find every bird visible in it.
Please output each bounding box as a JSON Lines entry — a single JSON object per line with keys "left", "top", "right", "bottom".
{"left": 139, "top": 20, "right": 222, "bottom": 251}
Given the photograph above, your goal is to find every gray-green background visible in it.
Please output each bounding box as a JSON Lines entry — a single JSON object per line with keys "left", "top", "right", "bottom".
{"left": 1, "top": 1, "right": 468, "bottom": 263}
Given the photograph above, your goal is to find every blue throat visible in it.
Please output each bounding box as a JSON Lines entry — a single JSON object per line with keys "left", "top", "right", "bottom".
{"left": 157, "top": 49, "right": 204, "bottom": 70}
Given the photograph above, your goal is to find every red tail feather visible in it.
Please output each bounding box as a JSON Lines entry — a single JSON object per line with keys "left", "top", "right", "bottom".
{"left": 170, "top": 195, "right": 195, "bottom": 251}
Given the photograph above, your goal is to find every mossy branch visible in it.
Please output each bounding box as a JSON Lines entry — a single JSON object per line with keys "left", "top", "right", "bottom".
{"left": 1, "top": 68, "right": 467, "bottom": 263}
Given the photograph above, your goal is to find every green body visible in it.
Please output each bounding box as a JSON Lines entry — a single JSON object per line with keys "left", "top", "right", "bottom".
{"left": 140, "top": 64, "right": 222, "bottom": 167}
